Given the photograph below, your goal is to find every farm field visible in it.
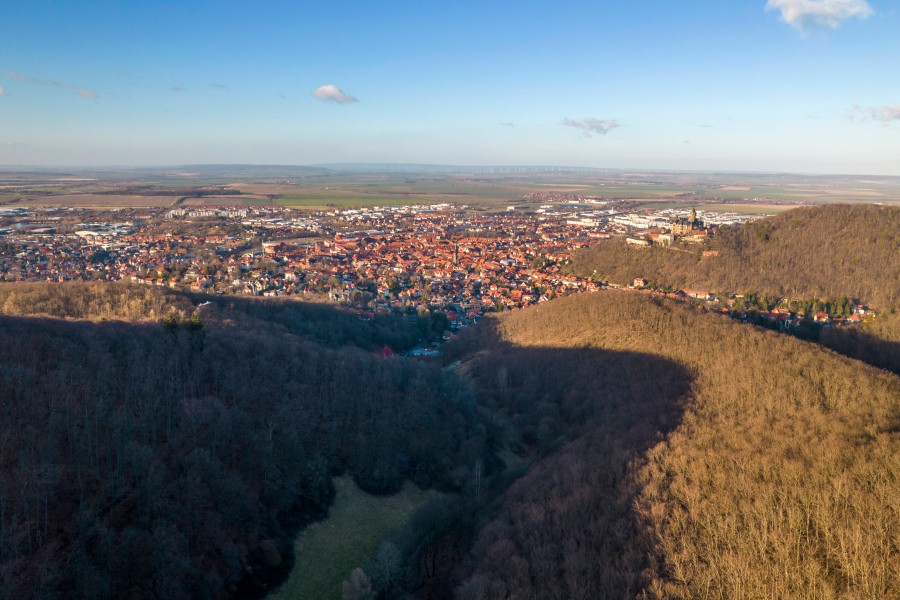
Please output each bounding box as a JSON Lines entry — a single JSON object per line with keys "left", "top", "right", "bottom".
{"left": 274, "top": 194, "right": 434, "bottom": 209}
{"left": 242, "top": 179, "right": 530, "bottom": 208}
{"left": 631, "top": 200, "right": 799, "bottom": 214}
{"left": 700, "top": 202, "right": 797, "bottom": 214}
{"left": 7, "top": 194, "right": 181, "bottom": 208}
{"left": 178, "top": 195, "right": 269, "bottom": 206}
{"left": 2, "top": 167, "right": 900, "bottom": 209}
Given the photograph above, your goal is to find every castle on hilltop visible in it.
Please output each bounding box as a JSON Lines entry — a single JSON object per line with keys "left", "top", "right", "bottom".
{"left": 671, "top": 207, "right": 704, "bottom": 237}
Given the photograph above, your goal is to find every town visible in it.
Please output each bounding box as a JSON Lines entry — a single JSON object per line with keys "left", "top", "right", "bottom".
{"left": 0, "top": 201, "right": 870, "bottom": 331}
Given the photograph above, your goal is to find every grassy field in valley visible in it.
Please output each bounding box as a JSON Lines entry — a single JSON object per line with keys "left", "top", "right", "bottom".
{"left": 269, "top": 476, "right": 437, "bottom": 600}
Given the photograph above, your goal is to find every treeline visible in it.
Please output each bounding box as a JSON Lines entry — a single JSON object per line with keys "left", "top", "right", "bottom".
{"left": 0, "top": 282, "right": 445, "bottom": 352}
{"left": 722, "top": 293, "right": 900, "bottom": 375}
{"left": 0, "top": 288, "right": 488, "bottom": 599}
{"left": 570, "top": 204, "right": 900, "bottom": 309}
{"left": 442, "top": 292, "right": 899, "bottom": 599}
{"left": 820, "top": 310, "right": 900, "bottom": 375}
{"left": 0, "top": 282, "right": 194, "bottom": 322}
{"left": 734, "top": 292, "right": 855, "bottom": 316}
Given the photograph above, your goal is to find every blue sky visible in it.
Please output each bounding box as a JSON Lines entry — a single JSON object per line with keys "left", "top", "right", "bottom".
{"left": 1, "top": 0, "right": 898, "bottom": 174}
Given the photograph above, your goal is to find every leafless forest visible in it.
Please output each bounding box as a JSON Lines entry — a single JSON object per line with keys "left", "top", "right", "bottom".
{"left": 1, "top": 202, "right": 898, "bottom": 599}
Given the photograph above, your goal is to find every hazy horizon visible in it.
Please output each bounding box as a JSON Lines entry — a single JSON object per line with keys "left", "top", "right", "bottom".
{"left": 3, "top": 162, "right": 900, "bottom": 180}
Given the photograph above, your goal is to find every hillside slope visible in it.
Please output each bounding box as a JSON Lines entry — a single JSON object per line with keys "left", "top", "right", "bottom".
{"left": 0, "top": 285, "right": 485, "bottom": 599}
{"left": 570, "top": 204, "right": 900, "bottom": 308}
{"left": 451, "top": 292, "right": 899, "bottom": 599}
{"left": 0, "top": 281, "right": 444, "bottom": 351}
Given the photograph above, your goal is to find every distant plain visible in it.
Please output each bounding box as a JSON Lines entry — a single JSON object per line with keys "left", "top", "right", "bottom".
{"left": 2, "top": 167, "right": 899, "bottom": 212}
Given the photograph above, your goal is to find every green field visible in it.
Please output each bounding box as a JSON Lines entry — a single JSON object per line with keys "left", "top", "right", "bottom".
{"left": 3, "top": 169, "right": 900, "bottom": 209}
{"left": 268, "top": 178, "right": 528, "bottom": 208}
{"left": 583, "top": 185, "right": 695, "bottom": 198}
{"left": 631, "top": 200, "right": 797, "bottom": 214}
{"left": 274, "top": 195, "right": 433, "bottom": 208}
{"left": 276, "top": 177, "right": 900, "bottom": 205}
{"left": 700, "top": 202, "right": 797, "bottom": 214}
{"left": 710, "top": 187, "right": 829, "bottom": 201}
{"left": 269, "top": 477, "right": 436, "bottom": 600}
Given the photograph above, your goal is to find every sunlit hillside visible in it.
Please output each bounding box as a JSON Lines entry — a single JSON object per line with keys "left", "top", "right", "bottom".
{"left": 571, "top": 204, "right": 900, "bottom": 309}
{"left": 451, "top": 292, "right": 899, "bottom": 599}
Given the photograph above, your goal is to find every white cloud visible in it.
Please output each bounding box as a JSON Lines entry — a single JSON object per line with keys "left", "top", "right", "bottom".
{"left": 870, "top": 104, "right": 900, "bottom": 122}
{"left": 561, "top": 117, "right": 619, "bottom": 137}
{"left": 766, "top": 0, "right": 873, "bottom": 31}
{"left": 77, "top": 88, "right": 99, "bottom": 99}
{"left": 850, "top": 103, "right": 900, "bottom": 122}
{"left": 312, "top": 84, "right": 357, "bottom": 104}
{"left": 0, "top": 86, "right": 4, "bottom": 96}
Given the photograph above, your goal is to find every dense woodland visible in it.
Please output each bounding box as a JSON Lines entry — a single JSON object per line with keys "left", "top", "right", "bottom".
{"left": 0, "top": 284, "right": 486, "bottom": 599}
{"left": 819, "top": 311, "right": 900, "bottom": 375}
{"left": 0, "top": 282, "right": 447, "bottom": 352}
{"left": 568, "top": 204, "right": 900, "bottom": 374}
{"left": 444, "top": 292, "right": 899, "bottom": 599}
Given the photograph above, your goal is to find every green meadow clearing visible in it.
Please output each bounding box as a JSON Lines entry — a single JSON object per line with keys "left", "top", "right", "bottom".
{"left": 269, "top": 477, "right": 437, "bottom": 600}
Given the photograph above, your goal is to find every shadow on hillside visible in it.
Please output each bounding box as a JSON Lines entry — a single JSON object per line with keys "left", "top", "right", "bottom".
{"left": 0, "top": 281, "right": 434, "bottom": 353}
{"left": 0, "top": 311, "right": 476, "bottom": 600}
{"left": 819, "top": 326, "right": 900, "bottom": 376}
{"left": 2, "top": 301, "right": 692, "bottom": 599}
{"left": 445, "top": 319, "right": 693, "bottom": 599}
{"left": 183, "top": 290, "right": 438, "bottom": 352}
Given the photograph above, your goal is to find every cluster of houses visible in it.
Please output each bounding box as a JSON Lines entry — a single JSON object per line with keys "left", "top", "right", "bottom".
{"left": 733, "top": 305, "right": 873, "bottom": 329}
{"left": 0, "top": 205, "right": 608, "bottom": 319}
{"left": 0, "top": 203, "right": 873, "bottom": 329}
{"left": 248, "top": 227, "right": 605, "bottom": 318}
{"left": 627, "top": 278, "right": 874, "bottom": 327}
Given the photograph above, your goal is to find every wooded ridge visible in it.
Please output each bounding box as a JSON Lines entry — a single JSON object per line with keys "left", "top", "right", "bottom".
{"left": 567, "top": 204, "right": 900, "bottom": 375}
{"left": 448, "top": 292, "right": 899, "bottom": 599}
{"left": 0, "top": 284, "right": 487, "bottom": 599}
{"left": 1, "top": 278, "right": 897, "bottom": 599}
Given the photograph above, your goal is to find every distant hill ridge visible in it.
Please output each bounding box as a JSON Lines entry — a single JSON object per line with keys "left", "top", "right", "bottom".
{"left": 310, "top": 163, "right": 618, "bottom": 174}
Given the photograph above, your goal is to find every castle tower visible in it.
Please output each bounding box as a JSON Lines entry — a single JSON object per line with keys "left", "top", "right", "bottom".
{"left": 690, "top": 207, "right": 697, "bottom": 223}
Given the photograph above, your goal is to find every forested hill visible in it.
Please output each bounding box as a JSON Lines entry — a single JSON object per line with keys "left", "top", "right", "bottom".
{"left": 3, "top": 282, "right": 898, "bottom": 599}
{"left": 0, "top": 282, "right": 448, "bottom": 351}
{"left": 445, "top": 292, "right": 899, "bottom": 599}
{"left": 569, "top": 204, "right": 900, "bottom": 309}
{"left": 0, "top": 284, "right": 487, "bottom": 599}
